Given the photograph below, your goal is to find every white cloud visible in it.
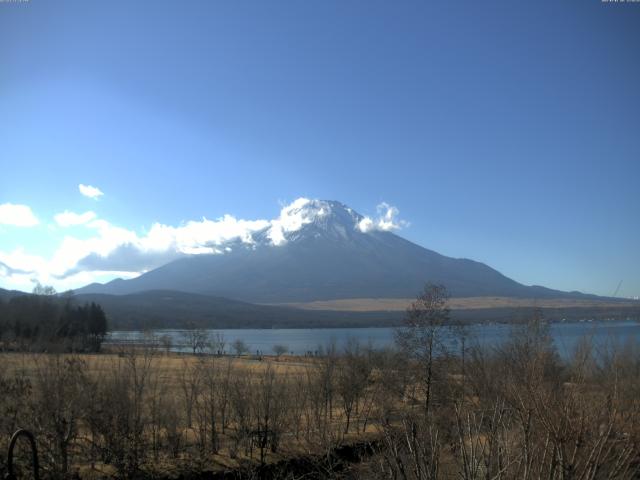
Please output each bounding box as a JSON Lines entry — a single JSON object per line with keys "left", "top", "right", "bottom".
{"left": 54, "top": 210, "right": 97, "bottom": 227}
{"left": 49, "top": 198, "right": 332, "bottom": 279}
{"left": 51, "top": 215, "right": 271, "bottom": 279}
{"left": 79, "top": 184, "right": 104, "bottom": 199}
{"left": 357, "top": 202, "right": 408, "bottom": 233}
{"left": 0, "top": 248, "right": 45, "bottom": 278}
{"left": 357, "top": 217, "right": 375, "bottom": 233}
{"left": 0, "top": 203, "right": 39, "bottom": 227}
{"left": 268, "top": 198, "right": 329, "bottom": 246}
{"left": 0, "top": 197, "right": 408, "bottom": 291}
{"left": 143, "top": 215, "right": 270, "bottom": 254}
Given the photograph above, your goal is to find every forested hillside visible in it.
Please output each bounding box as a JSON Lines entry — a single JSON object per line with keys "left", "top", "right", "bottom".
{"left": 0, "top": 289, "right": 107, "bottom": 352}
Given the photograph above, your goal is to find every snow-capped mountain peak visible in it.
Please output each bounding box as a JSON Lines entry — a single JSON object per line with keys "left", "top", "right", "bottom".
{"left": 266, "top": 199, "right": 364, "bottom": 245}
{"left": 74, "top": 197, "right": 588, "bottom": 303}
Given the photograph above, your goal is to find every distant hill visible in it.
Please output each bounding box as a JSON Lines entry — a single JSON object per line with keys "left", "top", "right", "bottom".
{"left": 76, "top": 200, "right": 601, "bottom": 303}
{"left": 4, "top": 287, "right": 637, "bottom": 331}
{"left": 75, "top": 290, "right": 640, "bottom": 330}
{"left": 74, "top": 290, "right": 403, "bottom": 330}
{"left": 0, "top": 287, "right": 24, "bottom": 302}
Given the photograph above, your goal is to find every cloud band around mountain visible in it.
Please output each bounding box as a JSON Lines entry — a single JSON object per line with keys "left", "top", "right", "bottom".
{"left": 0, "top": 198, "right": 407, "bottom": 290}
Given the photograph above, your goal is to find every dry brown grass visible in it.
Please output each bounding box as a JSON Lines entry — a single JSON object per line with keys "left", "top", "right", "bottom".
{"left": 0, "top": 351, "right": 312, "bottom": 384}
{"left": 0, "top": 350, "right": 381, "bottom": 477}
{"left": 273, "top": 296, "right": 639, "bottom": 311}
{"left": 3, "top": 336, "right": 639, "bottom": 480}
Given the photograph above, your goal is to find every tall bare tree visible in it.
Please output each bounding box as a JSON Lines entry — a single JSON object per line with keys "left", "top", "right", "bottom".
{"left": 395, "top": 283, "right": 451, "bottom": 416}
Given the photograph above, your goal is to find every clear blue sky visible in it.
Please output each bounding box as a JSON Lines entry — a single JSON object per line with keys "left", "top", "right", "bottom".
{"left": 1, "top": 0, "right": 639, "bottom": 297}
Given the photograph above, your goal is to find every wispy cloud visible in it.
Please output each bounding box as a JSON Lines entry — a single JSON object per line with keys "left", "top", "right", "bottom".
{"left": 0, "top": 248, "right": 43, "bottom": 278}
{"left": 0, "top": 260, "right": 34, "bottom": 277}
{"left": 357, "top": 202, "right": 408, "bottom": 233}
{"left": 0, "top": 203, "right": 39, "bottom": 227}
{"left": 54, "top": 210, "right": 97, "bottom": 227}
{"left": 78, "top": 184, "right": 104, "bottom": 199}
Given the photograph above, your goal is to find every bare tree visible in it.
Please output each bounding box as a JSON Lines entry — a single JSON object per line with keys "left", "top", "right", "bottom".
{"left": 146, "top": 355, "right": 166, "bottom": 461}
{"left": 228, "top": 369, "right": 252, "bottom": 458}
{"left": 182, "top": 328, "right": 210, "bottom": 355}
{"left": 337, "top": 338, "right": 371, "bottom": 434}
{"left": 209, "top": 331, "right": 226, "bottom": 355}
{"left": 253, "top": 365, "right": 289, "bottom": 464}
{"left": 232, "top": 338, "right": 249, "bottom": 356}
{"left": 159, "top": 334, "right": 173, "bottom": 355}
{"left": 396, "top": 283, "right": 451, "bottom": 416}
{"left": 85, "top": 349, "right": 154, "bottom": 479}
{"left": 272, "top": 344, "right": 288, "bottom": 358}
{"left": 32, "top": 355, "right": 87, "bottom": 476}
{"left": 32, "top": 282, "right": 57, "bottom": 296}
{"left": 179, "top": 357, "right": 203, "bottom": 428}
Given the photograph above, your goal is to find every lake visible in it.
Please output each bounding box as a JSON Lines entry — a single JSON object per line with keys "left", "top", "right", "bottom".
{"left": 106, "top": 319, "right": 640, "bottom": 358}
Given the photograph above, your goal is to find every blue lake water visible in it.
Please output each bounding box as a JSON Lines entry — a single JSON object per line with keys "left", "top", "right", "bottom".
{"left": 106, "top": 320, "right": 640, "bottom": 358}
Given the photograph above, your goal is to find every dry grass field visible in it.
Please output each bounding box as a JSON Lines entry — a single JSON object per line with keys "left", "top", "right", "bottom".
{"left": 2, "top": 318, "right": 639, "bottom": 479}
{"left": 0, "top": 348, "right": 384, "bottom": 479}
{"left": 276, "top": 296, "right": 640, "bottom": 311}
{"left": 0, "top": 350, "right": 314, "bottom": 388}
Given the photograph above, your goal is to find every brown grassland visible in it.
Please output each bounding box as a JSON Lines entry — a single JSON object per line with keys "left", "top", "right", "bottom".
{"left": 0, "top": 345, "right": 386, "bottom": 479}
{"left": 1, "top": 315, "right": 640, "bottom": 479}
{"left": 277, "top": 297, "right": 640, "bottom": 312}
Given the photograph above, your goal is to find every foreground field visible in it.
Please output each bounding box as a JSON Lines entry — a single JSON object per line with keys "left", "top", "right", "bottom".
{"left": 2, "top": 320, "right": 640, "bottom": 479}
{"left": 0, "top": 347, "right": 385, "bottom": 479}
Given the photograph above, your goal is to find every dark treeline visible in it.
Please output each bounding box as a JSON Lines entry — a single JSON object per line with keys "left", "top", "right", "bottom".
{"left": 0, "top": 287, "right": 107, "bottom": 352}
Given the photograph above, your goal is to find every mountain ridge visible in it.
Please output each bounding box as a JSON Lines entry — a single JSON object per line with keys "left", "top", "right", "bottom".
{"left": 75, "top": 199, "right": 602, "bottom": 303}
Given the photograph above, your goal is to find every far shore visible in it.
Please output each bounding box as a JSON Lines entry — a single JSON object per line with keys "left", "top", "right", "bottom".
{"left": 271, "top": 296, "right": 640, "bottom": 312}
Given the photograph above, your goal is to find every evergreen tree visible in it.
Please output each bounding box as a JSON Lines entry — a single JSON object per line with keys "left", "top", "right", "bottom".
{"left": 0, "top": 288, "right": 108, "bottom": 352}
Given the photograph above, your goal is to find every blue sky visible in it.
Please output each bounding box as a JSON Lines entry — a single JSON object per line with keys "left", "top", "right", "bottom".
{"left": 1, "top": 0, "right": 639, "bottom": 297}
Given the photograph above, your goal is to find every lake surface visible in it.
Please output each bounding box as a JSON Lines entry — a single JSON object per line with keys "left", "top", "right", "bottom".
{"left": 106, "top": 320, "right": 640, "bottom": 358}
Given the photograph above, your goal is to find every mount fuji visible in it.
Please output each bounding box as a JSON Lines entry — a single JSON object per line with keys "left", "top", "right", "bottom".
{"left": 76, "top": 199, "right": 592, "bottom": 303}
